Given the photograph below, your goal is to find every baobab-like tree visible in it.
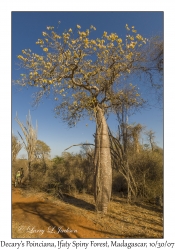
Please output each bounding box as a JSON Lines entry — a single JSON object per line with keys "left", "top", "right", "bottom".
{"left": 14, "top": 23, "right": 156, "bottom": 213}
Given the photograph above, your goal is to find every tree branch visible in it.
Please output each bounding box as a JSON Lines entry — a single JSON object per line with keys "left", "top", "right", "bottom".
{"left": 64, "top": 143, "right": 95, "bottom": 151}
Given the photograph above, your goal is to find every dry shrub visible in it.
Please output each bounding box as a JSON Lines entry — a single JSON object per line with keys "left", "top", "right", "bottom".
{"left": 112, "top": 171, "right": 127, "bottom": 194}
{"left": 128, "top": 149, "right": 163, "bottom": 202}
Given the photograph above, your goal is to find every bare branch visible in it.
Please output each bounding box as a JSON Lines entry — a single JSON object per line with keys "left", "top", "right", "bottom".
{"left": 64, "top": 143, "right": 95, "bottom": 151}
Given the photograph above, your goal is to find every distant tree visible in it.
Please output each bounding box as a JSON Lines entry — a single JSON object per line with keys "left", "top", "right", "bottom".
{"left": 34, "top": 140, "right": 51, "bottom": 173}
{"left": 15, "top": 111, "right": 37, "bottom": 180}
{"left": 35, "top": 140, "right": 51, "bottom": 159}
{"left": 128, "top": 123, "right": 144, "bottom": 154}
{"left": 149, "top": 36, "right": 163, "bottom": 74}
{"left": 145, "top": 129, "right": 156, "bottom": 151}
{"left": 52, "top": 155, "right": 64, "bottom": 164}
{"left": 14, "top": 23, "right": 161, "bottom": 213}
{"left": 112, "top": 86, "right": 145, "bottom": 202}
{"left": 135, "top": 35, "right": 163, "bottom": 105}
{"left": 80, "top": 143, "right": 94, "bottom": 163}
{"left": 12, "top": 135, "right": 22, "bottom": 162}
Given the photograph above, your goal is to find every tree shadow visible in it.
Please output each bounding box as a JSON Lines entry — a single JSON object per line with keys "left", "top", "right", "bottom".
{"left": 109, "top": 206, "right": 163, "bottom": 234}
{"left": 112, "top": 197, "right": 163, "bottom": 214}
{"left": 111, "top": 197, "right": 128, "bottom": 204}
{"left": 62, "top": 194, "right": 95, "bottom": 211}
{"left": 79, "top": 225, "right": 148, "bottom": 238}
{"left": 12, "top": 183, "right": 29, "bottom": 190}
{"left": 134, "top": 201, "right": 163, "bottom": 213}
{"left": 12, "top": 201, "right": 78, "bottom": 238}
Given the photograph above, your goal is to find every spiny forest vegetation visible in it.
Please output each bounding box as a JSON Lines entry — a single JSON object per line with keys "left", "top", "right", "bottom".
{"left": 12, "top": 113, "right": 163, "bottom": 207}
{"left": 13, "top": 23, "right": 163, "bottom": 217}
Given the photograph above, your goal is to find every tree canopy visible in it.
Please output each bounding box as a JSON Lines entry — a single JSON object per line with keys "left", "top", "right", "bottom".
{"left": 15, "top": 24, "right": 150, "bottom": 126}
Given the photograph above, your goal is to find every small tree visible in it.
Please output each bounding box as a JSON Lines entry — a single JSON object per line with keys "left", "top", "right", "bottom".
{"left": 145, "top": 129, "right": 156, "bottom": 151}
{"left": 35, "top": 140, "right": 51, "bottom": 173}
{"left": 12, "top": 135, "right": 22, "bottom": 162}
{"left": 15, "top": 111, "right": 37, "bottom": 180}
{"left": 14, "top": 23, "right": 157, "bottom": 213}
{"left": 128, "top": 123, "right": 144, "bottom": 154}
{"left": 35, "top": 140, "right": 51, "bottom": 159}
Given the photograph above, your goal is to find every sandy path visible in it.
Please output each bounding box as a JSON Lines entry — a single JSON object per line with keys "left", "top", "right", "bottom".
{"left": 12, "top": 188, "right": 106, "bottom": 239}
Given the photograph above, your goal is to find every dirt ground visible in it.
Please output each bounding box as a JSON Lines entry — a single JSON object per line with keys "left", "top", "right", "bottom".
{"left": 12, "top": 186, "right": 163, "bottom": 239}
{"left": 12, "top": 187, "right": 108, "bottom": 238}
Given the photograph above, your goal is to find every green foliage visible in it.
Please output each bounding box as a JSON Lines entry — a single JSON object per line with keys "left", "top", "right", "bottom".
{"left": 52, "top": 155, "right": 64, "bottom": 164}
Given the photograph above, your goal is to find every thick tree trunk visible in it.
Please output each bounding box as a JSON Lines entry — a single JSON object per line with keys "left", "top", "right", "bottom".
{"left": 94, "top": 106, "right": 112, "bottom": 214}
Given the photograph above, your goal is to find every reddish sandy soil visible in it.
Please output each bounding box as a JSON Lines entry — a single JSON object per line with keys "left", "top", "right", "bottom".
{"left": 12, "top": 187, "right": 163, "bottom": 239}
{"left": 12, "top": 187, "right": 107, "bottom": 238}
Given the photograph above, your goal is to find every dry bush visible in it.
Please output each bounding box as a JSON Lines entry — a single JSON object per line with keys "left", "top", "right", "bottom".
{"left": 50, "top": 153, "right": 94, "bottom": 195}
{"left": 35, "top": 152, "right": 95, "bottom": 197}
{"left": 13, "top": 147, "right": 163, "bottom": 207}
{"left": 128, "top": 149, "right": 163, "bottom": 203}
{"left": 112, "top": 171, "right": 127, "bottom": 195}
